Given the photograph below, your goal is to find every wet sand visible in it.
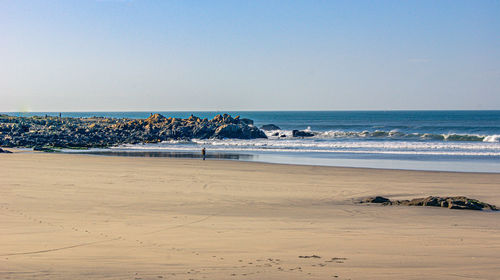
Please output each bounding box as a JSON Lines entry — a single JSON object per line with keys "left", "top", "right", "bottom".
{"left": 1, "top": 151, "right": 500, "bottom": 279}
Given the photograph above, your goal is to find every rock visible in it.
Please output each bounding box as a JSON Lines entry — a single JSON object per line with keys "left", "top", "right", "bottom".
{"left": 363, "top": 195, "right": 498, "bottom": 211}
{"left": 260, "top": 124, "right": 281, "bottom": 130}
{"left": 240, "top": 118, "right": 253, "bottom": 125}
{"left": 211, "top": 114, "right": 223, "bottom": 123}
{"left": 146, "top": 113, "right": 167, "bottom": 123}
{"left": 187, "top": 115, "right": 200, "bottom": 123}
{"left": 0, "top": 113, "right": 266, "bottom": 148}
{"left": 360, "top": 196, "right": 391, "bottom": 204}
{"left": 214, "top": 124, "right": 267, "bottom": 139}
{"left": 298, "top": 255, "right": 321, "bottom": 259}
{"left": 445, "top": 197, "right": 491, "bottom": 211}
{"left": 33, "top": 146, "right": 57, "bottom": 152}
{"left": 212, "top": 114, "right": 235, "bottom": 124}
{"left": 271, "top": 132, "right": 279, "bottom": 136}
{"left": 235, "top": 116, "right": 254, "bottom": 125}
{"left": 214, "top": 124, "right": 241, "bottom": 138}
{"left": 292, "top": 130, "right": 314, "bottom": 137}
{"left": 398, "top": 197, "right": 442, "bottom": 207}
{"left": 0, "top": 147, "right": 12, "bottom": 153}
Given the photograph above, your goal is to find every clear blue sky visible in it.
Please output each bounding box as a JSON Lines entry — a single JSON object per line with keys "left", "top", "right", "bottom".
{"left": 1, "top": 0, "right": 499, "bottom": 111}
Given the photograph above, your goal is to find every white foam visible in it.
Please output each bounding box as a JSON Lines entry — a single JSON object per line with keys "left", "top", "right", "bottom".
{"left": 114, "top": 144, "right": 500, "bottom": 156}
{"left": 483, "top": 135, "right": 500, "bottom": 143}
{"left": 264, "top": 129, "right": 494, "bottom": 142}
{"left": 191, "top": 138, "right": 500, "bottom": 150}
{"left": 113, "top": 138, "right": 500, "bottom": 157}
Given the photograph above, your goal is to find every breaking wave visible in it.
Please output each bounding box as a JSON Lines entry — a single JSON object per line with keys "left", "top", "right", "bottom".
{"left": 263, "top": 129, "right": 499, "bottom": 142}
{"left": 113, "top": 129, "right": 500, "bottom": 159}
{"left": 113, "top": 138, "right": 500, "bottom": 158}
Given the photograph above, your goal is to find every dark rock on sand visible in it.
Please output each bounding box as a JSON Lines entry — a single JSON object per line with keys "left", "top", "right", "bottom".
{"left": 260, "top": 124, "right": 281, "bottom": 130}
{"left": 298, "top": 255, "right": 321, "bottom": 259}
{"left": 292, "top": 130, "right": 314, "bottom": 137}
{"left": 360, "top": 196, "right": 391, "bottom": 204}
{"left": 360, "top": 196, "right": 498, "bottom": 211}
{"left": 0, "top": 147, "right": 12, "bottom": 153}
{"left": 395, "top": 196, "right": 498, "bottom": 211}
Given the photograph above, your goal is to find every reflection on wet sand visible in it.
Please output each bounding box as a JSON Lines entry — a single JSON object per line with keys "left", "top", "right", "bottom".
{"left": 77, "top": 150, "right": 254, "bottom": 160}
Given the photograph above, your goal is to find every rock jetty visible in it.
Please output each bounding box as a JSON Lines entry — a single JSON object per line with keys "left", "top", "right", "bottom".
{"left": 0, "top": 113, "right": 266, "bottom": 149}
{"left": 361, "top": 196, "right": 498, "bottom": 211}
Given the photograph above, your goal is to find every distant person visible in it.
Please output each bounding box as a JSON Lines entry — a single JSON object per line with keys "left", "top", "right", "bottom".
{"left": 202, "top": 147, "right": 206, "bottom": 160}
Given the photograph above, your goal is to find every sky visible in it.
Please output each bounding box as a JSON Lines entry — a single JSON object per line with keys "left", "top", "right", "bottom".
{"left": 1, "top": 0, "right": 499, "bottom": 112}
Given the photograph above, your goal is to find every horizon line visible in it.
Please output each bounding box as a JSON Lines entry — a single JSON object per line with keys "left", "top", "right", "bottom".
{"left": 2, "top": 109, "right": 500, "bottom": 113}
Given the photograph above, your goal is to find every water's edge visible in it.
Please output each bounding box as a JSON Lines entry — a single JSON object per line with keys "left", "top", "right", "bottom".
{"left": 4, "top": 111, "right": 500, "bottom": 173}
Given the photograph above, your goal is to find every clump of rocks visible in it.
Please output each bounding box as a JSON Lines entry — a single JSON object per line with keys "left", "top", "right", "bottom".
{"left": 298, "top": 255, "right": 321, "bottom": 259}
{"left": 0, "top": 113, "right": 266, "bottom": 149}
{"left": 361, "top": 196, "right": 498, "bottom": 211}
{"left": 0, "top": 147, "right": 12, "bottom": 153}
{"left": 361, "top": 196, "right": 391, "bottom": 204}
{"left": 292, "top": 129, "right": 314, "bottom": 137}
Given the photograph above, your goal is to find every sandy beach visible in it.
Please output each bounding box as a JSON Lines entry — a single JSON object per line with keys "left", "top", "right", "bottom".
{"left": 1, "top": 151, "right": 500, "bottom": 280}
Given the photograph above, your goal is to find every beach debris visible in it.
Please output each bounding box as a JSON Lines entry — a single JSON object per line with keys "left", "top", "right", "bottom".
{"left": 298, "top": 255, "right": 321, "bottom": 258}
{"left": 360, "top": 196, "right": 498, "bottom": 211}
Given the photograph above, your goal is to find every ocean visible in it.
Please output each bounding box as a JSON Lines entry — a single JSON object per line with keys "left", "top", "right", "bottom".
{"left": 6, "top": 111, "right": 500, "bottom": 173}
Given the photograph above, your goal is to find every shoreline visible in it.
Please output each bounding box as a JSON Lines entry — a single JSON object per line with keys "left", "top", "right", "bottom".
{"left": 65, "top": 151, "right": 500, "bottom": 175}
{"left": 10, "top": 148, "right": 500, "bottom": 174}
{"left": 8, "top": 147, "right": 500, "bottom": 174}
{"left": 2, "top": 110, "right": 500, "bottom": 174}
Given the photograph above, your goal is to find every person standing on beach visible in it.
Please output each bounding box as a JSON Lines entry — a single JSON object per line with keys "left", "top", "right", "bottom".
{"left": 202, "top": 147, "right": 206, "bottom": 160}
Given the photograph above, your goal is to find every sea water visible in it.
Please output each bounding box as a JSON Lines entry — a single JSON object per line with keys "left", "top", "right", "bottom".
{"left": 6, "top": 111, "right": 500, "bottom": 173}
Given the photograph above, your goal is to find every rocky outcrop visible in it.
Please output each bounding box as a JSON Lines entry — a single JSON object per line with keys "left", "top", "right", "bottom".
{"left": 395, "top": 196, "right": 498, "bottom": 210}
{"left": 292, "top": 130, "right": 314, "bottom": 137}
{"left": 214, "top": 124, "right": 266, "bottom": 139}
{"left": 0, "top": 113, "right": 266, "bottom": 149}
{"left": 360, "top": 196, "right": 498, "bottom": 211}
{"left": 360, "top": 196, "right": 391, "bottom": 204}
{"left": 260, "top": 124, "right": 281, "bottom": 130}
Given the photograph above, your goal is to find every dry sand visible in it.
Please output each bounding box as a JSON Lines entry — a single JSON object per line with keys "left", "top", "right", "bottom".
{"left": 1, "top": 151, "right": 500, "bottom": 280}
